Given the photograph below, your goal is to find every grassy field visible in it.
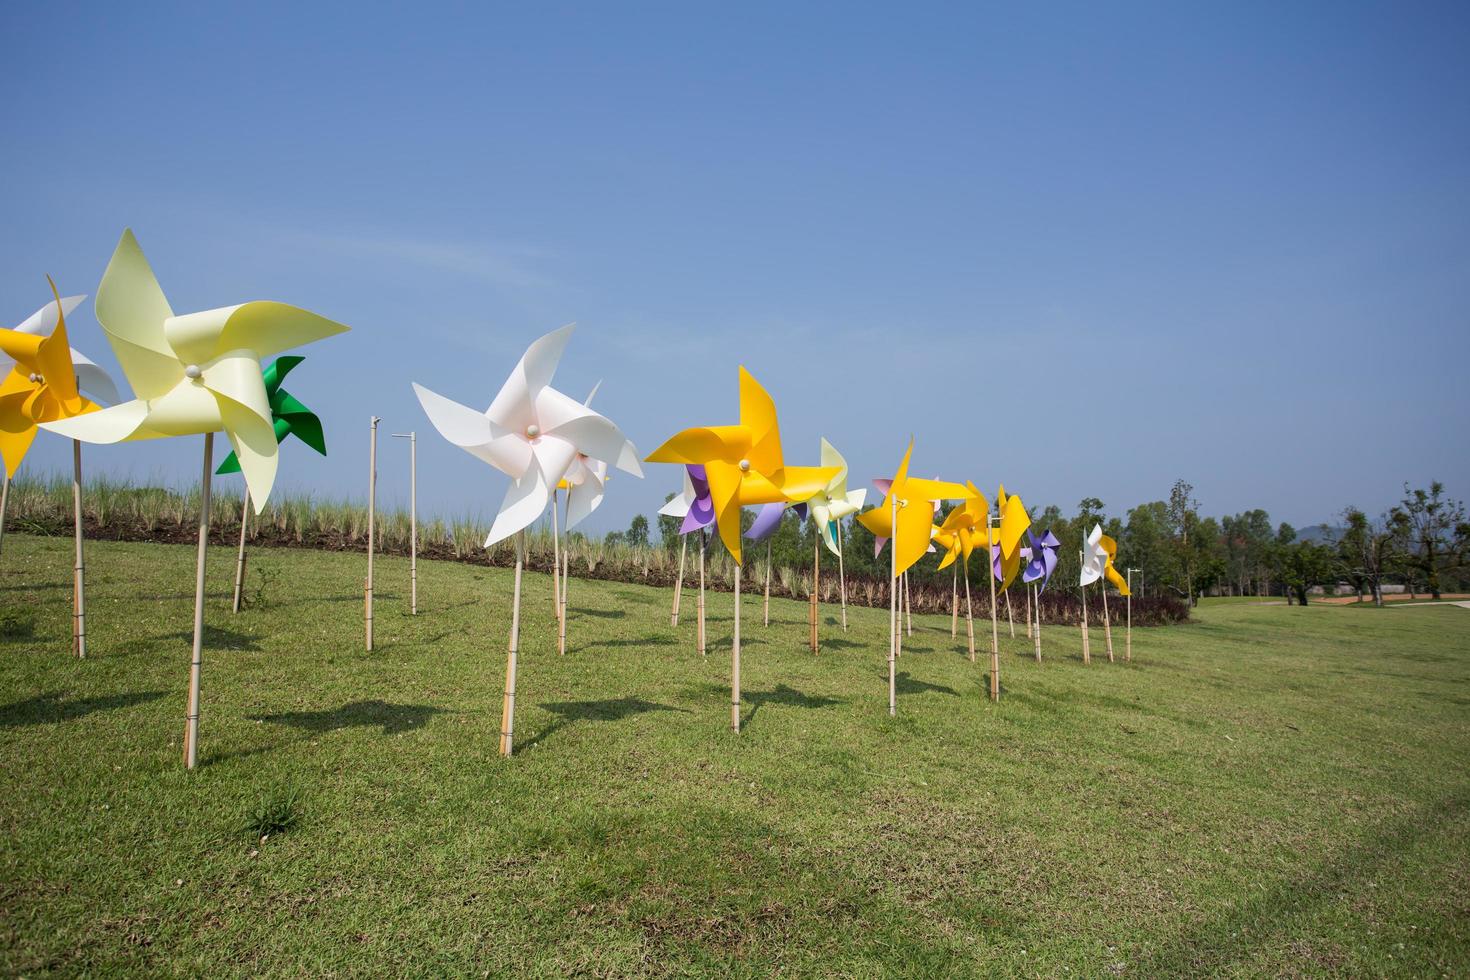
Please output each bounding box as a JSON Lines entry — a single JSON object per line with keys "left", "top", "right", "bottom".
{"left": 1, "top": 535, "right": 1467, "bottom": 977}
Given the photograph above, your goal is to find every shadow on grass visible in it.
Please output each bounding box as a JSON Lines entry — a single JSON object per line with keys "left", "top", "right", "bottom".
{"left": 568, "top": 607, "right": 627, "bottom": 619}
{"left": 249, "top": 699, "right": 448, "bottom": 735}
{"left": 574, "top": 634, "right": 677, "bottom": 652}
{"left": 745, "top": 684, "right": 845, "bottom": 727}
{"left": 0, "top": 690, "right": 167, "bottom": 727}
{"left": 891, "top": 672, "right": 959, "bottom": 697}
{"left": 522, "top": 697, "right": 686, "bottom": 749}
{"left": 165, "top": 624, "right": 262, "bottom": 651}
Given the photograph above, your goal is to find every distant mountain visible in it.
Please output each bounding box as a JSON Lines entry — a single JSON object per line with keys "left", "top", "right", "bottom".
{"left": 1296, "top": 523, "right": 1343, "bottom": 545}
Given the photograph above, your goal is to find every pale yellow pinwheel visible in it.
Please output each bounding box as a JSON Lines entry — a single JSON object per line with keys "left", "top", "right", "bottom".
{"left": 41, "top": 230, "right": 349, "bottom": 511}
{"left": 806, "top": 438, "right": 867, "bottom": 557}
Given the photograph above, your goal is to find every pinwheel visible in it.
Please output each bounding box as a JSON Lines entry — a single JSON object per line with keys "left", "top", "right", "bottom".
{"left": 857, "top": 440, "right": 973, "bottom": 715}
{"left": 805, "top": 438, "right": 867, "bottom": 631}
{"left": 744, "top": 500, "right": 798, "bottom": 630}
{"left": 978, "top": 484, "right": 1031, "bottom": 700}
{"left": 215, "top": 355, "right": 326, "bottom": 614}
{"left": 931, "top": 483, "right": 988, "bottom": 661}
{"left": 2, "top": 281, "right": 119, "bottom": 657}
{"left": 658, "top": 464, "right": 714, "bottom": 651}
{"left": 413, "top": 323, "right": 641, "bottom": 757}
{"left": 1021, "top": 528, "right": 1061, "bottom": 662}
{"left": 1080, "top": 524, "right": 1131, "bottom": 662}
{"left": 41, "top": 229, "right": 349, "bottom": 769}
{"left": 646, "top": 367, "right": 837, "bottom": 732}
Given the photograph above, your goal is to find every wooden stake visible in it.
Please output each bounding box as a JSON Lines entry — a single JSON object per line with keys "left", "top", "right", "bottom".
{"left": 365, "top": 417, "right": 379, "bottom": 652}
{"left": 988, "top": 515, "right": 1000, "bottom": 702}
{"left": 763, "top": 539, "right": 771, "bottom": 627}
{"left": 951, "top": 564, "right": 958, "bottom": 638}
{"left": 672, "top": 535, "right": 687, "bottom": 626}
{"left": 836, "top": 521, "right": 848, "bottom": 631}
{"left": 0, "top": 472, "right": 8, "bottom": 556}
{"left": 183, "top": 432, "right": 213, "bottom": 770}
{"left": 551, "top": 488, "right": 564, "bottom": 655}
{"left": 72, "top": 441, "right": 87, "bottom": 658}
{"left": 697, "top": 531, "right": 706, "bottom": 657}
{"left": 731, "top": 558, "right": 742, "bottom": 732}
{"left": 1102, "top": 585, "right": 1114, "bottom": 663}
{"left": 888, "top": 492, "right": 897, "bottom": 716}
{"left": 809, "top": 536, "right": 820, "bottom": 653}
{"left": 500, "top": 530, "right": 524, "bottom": 757}
{"left": 963, "top": 562, "right": 976, "bottom": 662}
{"left": 231, "top": 492, "right": 249, "bottom": 613}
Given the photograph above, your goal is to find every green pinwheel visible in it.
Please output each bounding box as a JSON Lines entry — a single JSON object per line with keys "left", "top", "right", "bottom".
{"left": 216, "top": 356, "right": 325, "bottom": 474}
{"left": 219, "top": 355, "right": 326, "bottom": 616}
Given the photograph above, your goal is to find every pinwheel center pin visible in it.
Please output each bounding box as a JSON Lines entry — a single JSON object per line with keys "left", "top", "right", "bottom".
{"left": 28, "top": 372, "right": 42, "bottom": 384}
{"left": 184, "top": 364, "right": 203, "bottom": 380}
{"left": 526, "top": 424, "right": 540, "bottom": 439}
{"left": 739, "top": 458, "right": 750, "bottom": 472}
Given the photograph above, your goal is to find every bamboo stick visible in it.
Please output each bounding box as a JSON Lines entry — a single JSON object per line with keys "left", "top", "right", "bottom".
{"left": 697, "top": 531, "right": 706, "bottom": 657}
{"left": 836, "top": 520, "right": 848, "bottom": 631}
{"left": 1005, "top": 589, "right": 1015, "bottom": 638}
{"left": 1126, "top": 569, "right": 1134, "bottom": 663}
{"left": 551, "top": 488, "right": 563, "bottom": 654}
{"left": 0, "top": 473, "right": 8, "bottom": 556}
{"left": 500, "top": 530, "right": 524, "bottom": 757}
{"left": 963, "top": 562, "right": 975, "bottom": 662}
{"left": 1080, "top": 552, "right": 1091, "bottom": 665}
{"left": 72, "top": 441, "right": 87, "bottom": 658}
{"left": 888, "top": 492, "right": 897, "bottom": 716}
{"left": 904, "top": 571, "right": 913, "bottom": 636}
{"left": 365, "top": 417, "right": 379, "bottom": 652}
{"left": 810, "top": 536, "right": 819, "bottom": 653}
{"left": 731, "top": 558, "right": 742, "bottom": 732}
{"left": 988, "top": 516, "right": 1000, "bottom": 702}
{"left": 672, "top": 535, "right": 687, "bottom": 626}
{"left": 1102, "top": 585, "right": 1114, "bottom": 663}
{"left": 232, "top": 492, "right": 249, "bottom": 613}
{"left": 951, "top": 565, "right": 958, "bottom": 638}
{"left": 183, "top": 432, "right": 213, "bottom": 770}
{"left": 1026, "top": 584, "right": 1032, "bottom": 639}
{"left": 559, "top": 491, "right": 570, "bottom": 654}
{"left": 405, "top": 433, "right": 417, "bottom": 614}
{"left": 763, "top": 540, "right": 771, "bottom": 627}
{"left": 1033, "top": 583, "right": 1042, "bottom": 663}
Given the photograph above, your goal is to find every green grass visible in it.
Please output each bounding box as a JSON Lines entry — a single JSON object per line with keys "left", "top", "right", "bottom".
{"left": 2, "top": 534, "right": 1467, "bottom": 977}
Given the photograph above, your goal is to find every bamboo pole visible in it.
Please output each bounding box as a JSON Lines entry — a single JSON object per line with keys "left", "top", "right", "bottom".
{"left": 551, "top": 488, "right": 564, "bottom": 654}
{"left": 231, "top": 492, "right": 249, "bottom": 613}
{"left": 559, "top": 491, "right": 570, "bottom": 655}
{"left": 1126, "top": 568, "right": 1135, "bottom": 663}
{"left": 672, "top": 535, "right": 687, "bottom": 626}
{"left": 0, "top": 473, "right": 8, "bottom": 556}
{"left": 988, "top": 515, "right": 1000, "bottom": 702}
{"left": 963, "top": 561, "right": 976, "bottom": 662}
{"left": 731, "top": 558, "right": 742, "bottom": 732}
{"left": 183, "top": 432, "right": 213, "bottom": 770}
{"left": 499, "top": 530, "right": 524, "bottom": 757}
{"left": 365, "top": 417, "right": 379, "bottom": 652}
{"left": 888, "top": 492, "right": 897, "bottom": 716}
{"left": 1033, "top": 583, "right": 1042, "bottom": 663}
{"left": 763, "top": 540, "right": 771, "bottom": 627}
{"left": 810, "top": 536, "right": 819, "bottom": 653}
{"left": 951, "top": 564, "right": 958, "bottom": 638}
{"left": 697, "top": 531, "right": 706, "bottom": 656}
{"left": 1026, "top": 584, "right": 1032, "bottom": 639}
{"left": 1005, "top": 589, "right": 1015, "bottom": 638}
{"left": 836, "top": 521, "right": 848, "bottom": 631}
{"left": 392, "top": 432, "right": 417, "bottom": 615}
{"left": 1080, "top": 551, "right": 1091, "bottom": 665}
{"left": 903, "top": 572, "right": 913, "bottom": 636}
{"left": 72, "top": 441, "right": 87, "bottom": 658}
{"left": 1102, "top": 585, "right": 1115, "bottom": 663}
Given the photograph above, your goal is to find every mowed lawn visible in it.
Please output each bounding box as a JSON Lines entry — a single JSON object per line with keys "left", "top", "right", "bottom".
{"left": 1, "top": 535, "right": 1467, "bottom": 977}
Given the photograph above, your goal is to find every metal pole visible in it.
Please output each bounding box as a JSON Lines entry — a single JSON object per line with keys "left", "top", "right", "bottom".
{"left": 184, "top": 432, "right": 213, "bottom": 770}
{"left": 72, "top": 441, "right": 87, "bottom": 658}
{"left": 366, "top": 417, "right": 379, "bottom": 650}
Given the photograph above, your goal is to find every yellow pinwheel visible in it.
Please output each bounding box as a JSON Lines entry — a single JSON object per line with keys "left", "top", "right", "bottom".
{"left": 645, "top": 367, "right": 837, "bottom": 566}
{"left": 1, "top": 281, "right": 116, "bottom": 478}
{"left": 42, "top": 230, "right": 349, "bottom": 512}
{"left": 932, "top": 482, "right": 989, "bottom": 571}
{"left": 986, "top": 484, "right": 1032, "bottom": 589}
{"left": 857, "top": 440, "right": 974, "bottom": 577}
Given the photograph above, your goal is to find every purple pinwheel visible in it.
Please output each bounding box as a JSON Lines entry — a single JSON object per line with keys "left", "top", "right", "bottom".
{"left": 1021, "top": 529, "right": 1061, "bottom": 594}
{"left": 744, "top": 501, "right": 807, "bottom": 542}
{"left": 658, "top": 464, "right": 716, "bottom": 534}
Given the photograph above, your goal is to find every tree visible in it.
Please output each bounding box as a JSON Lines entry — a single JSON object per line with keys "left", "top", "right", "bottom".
{"left": 626, "top": 514, "right": 650, "bottom": 549}
{"left": 657, "top": 493, "right": 682, "bottom": 551}
{"left": 1167, "top": 480, "right": 1200, "bottom": 605}
{"left": 1338, "top": 507, "right": 1395, "bottom": 606}
{"left": 1278, "top": 539, "right": 1335, "bottom": 606}
{"left": 1391, "top": 482, "right": 1468, "bottom": 600}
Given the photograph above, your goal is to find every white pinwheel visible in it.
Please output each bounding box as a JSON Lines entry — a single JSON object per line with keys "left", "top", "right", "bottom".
{"left": 41, "top": 230, "right": 349, "bottom": 512}
{"left": 805, "top": 438, "right": 867, "bottom": 557}
{"left": 1080, "top": 523, "right": 1108, "bottom": 586}
{"left": 413, "top": 324, "right": 641, "bottom": 548}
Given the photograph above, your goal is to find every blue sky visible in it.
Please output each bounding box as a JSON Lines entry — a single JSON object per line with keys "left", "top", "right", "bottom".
{"left": 4, "top": 1, "right": 1467, "bottom": 532}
